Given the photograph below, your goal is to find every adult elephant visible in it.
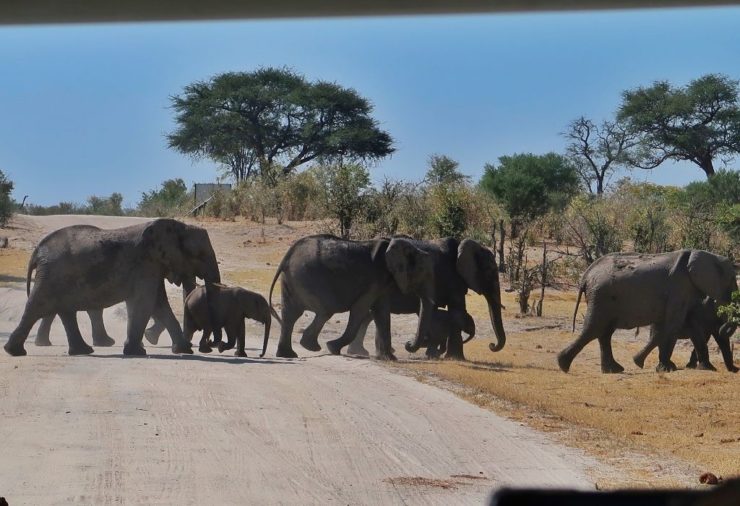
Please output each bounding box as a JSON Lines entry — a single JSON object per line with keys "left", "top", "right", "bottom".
{"left": 390, "top": 237, "right": 505, "bottom": 360}
{"left": 269, "top": 234, "right": 436, "bottom": 360}
{"left": 4, "top": 219, "right": 221, "bottom": 357}
{"left": 559, "top": 249, "right": 737, "bottom": 373}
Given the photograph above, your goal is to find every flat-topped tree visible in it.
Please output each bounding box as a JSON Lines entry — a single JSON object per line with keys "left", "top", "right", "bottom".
{"left": 618, "top": 74, "right": 740, "bottom": 178}
{"left": 168, "top": 67, "right": 394, "bottom": 183}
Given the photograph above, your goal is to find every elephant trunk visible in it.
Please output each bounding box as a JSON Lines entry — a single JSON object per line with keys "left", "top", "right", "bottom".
{"left": 405, "top": 296, "right": 434, "bottom": 353}
{"left": 718, "top": 321, "right": 736, "bottom": 341}
{"left": 260, "top": 316, "right": 271, "bottom": 358}
{"left": 486, "top": 293, "right": 506, "bottom": 352}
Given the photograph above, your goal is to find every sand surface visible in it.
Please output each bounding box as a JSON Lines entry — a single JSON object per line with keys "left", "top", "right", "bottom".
{"left": 0, "top": 215, "right": 618, "bottom": 505}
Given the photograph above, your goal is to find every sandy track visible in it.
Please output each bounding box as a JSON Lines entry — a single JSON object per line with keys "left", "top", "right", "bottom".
{"left": 0, "top": 215, "right": 615, "bottom": 504}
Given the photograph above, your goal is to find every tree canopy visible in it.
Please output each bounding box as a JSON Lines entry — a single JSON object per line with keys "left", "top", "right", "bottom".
{"left": 424, "top": 154, "right": 469, "bottom": 185}
{"left": 167, "top": 67, "right": 394, "bottom": 183}
{"left": 479, "top": 153, "right": 579, "bottom": 231}
{"left": 617, "top": 74, "right": 740, "bottom": 178}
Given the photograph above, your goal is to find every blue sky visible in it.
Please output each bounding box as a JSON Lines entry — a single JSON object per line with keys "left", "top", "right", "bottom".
{"left": 1, "top": 7, "right": 740, "bottom": 206}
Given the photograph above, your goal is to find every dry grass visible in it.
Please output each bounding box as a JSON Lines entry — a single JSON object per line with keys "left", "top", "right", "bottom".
{"left": 0, "top": 248, "right": 30, "bottom": 286}
{"left": 394, "top": 288, "right": 740, "bottom": 484}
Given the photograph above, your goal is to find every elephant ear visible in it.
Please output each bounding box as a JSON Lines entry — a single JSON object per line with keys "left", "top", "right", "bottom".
{"left": 141, "top": 220, "right": 187, "bottom": 277}
{"left": 371, "top": 238, "right": 390, "bottom": 265}
{"left": 687, "top": 250, "right": 732, "bottom": 303}
{"left": 385, "top": 238, "right": 433, "bottom": 296}
{"left": 457, "top": 239, "right": 496, "bottom": 295}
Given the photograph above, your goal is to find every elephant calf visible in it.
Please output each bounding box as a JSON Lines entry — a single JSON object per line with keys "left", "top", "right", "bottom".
{"left": 633, "top": 297, "right": 738, "bottom": 372}
{"left": 184, "top": 285, "right": 276, "bottom": 358}
{"left": 423, "top": 308, "right": 476, "bottom": 358}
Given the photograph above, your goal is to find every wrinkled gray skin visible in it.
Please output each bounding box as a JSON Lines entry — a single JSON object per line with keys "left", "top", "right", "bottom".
{"left": 287, "top": 236, "right": 505, "bottom": 361}
{"left": 4, "top": 220, "right": 221, "bottom": 357}
{"left": 269, "top": 234, "right": 437, "bottom": 360}
{"left": 183, "top": 284, "right": 276, "bottom": 358}
{"left": 559, "top": 249, "right": 738, "bottom": 374}
{"left": 633, "top": 297, "right": 738, "bottom": 373}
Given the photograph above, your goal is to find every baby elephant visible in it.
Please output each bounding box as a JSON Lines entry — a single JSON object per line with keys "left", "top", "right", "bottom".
{"left": 633, "top": 297, "right": 737, "bottom": 372}
{"left": 184, "top": 285, "right": 276, "bottom": 358}
{"left": 423, "top": 308, "right": 476, "bottom": 358}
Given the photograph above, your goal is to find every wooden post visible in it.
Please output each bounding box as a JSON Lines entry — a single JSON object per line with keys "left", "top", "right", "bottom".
{"left": 537, "top": 241, "right": 547, "bottom": 316}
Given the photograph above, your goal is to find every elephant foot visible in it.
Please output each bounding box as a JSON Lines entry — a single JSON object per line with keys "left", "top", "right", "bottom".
{"left": 696, "top": 362, "right": 717, "bottom": 372}
{"left": 143, "top": 327, "right": 159, "bottom": 345}
{"left": 633, "top": 355, "right": 646, "bottom": 369}
{"left": 426, "top": 349, "right": 442, "bottom": 360}
{"left": 123, "top": 342, "right": 147, "bottom": 356}
{"left": 69, "top": 343, "right": 94, "bottom": 356}
{"left": 299, "top": 336, "right": 322, "bottom": 352}
{"left": 656, "top": 361, "right": 677, "bottom": 373}
{"left": 199, "top": 344, "right": 213, "bottom": 354}
{"left": 235, "top": 349, "right": 248, "bottom": 358}
{"left": 347, "top": 343, "right": 369, "bottom": 357}
{"left": 218, "top": 342, "right": 235, "bottom": 353}
{"left": 444, "top": 350, "right": 466, "bottom": 361}
{"left": 728, "top": 365, "right": 739, "bottom": 373}
{"left": 685, "top": 361, "right": 697, "bottom": 369}
{"left": 34, "top": 338, "right": 52, "bottom": 347}
{"left": 92, "top": 335, "right": 116, "bottom": 347}
{"left": 276, "top": 343, "right": 298, "bottom": 359}
{"left": 404, "top": 340, "right": 421, "bottom": 353}
{"left": 556, "top": 352, "right": 572, "bottom": 373}
{"left": 4, "top": 341, "right": 27, "bottom": 356}
{"left": 374, "top": 350, "right": 397, "bottom": 361}
{"left": 325, "top": 339, "right": 344, "bottom": 356}
{"left": 600, "top": 361, "right": 625, "bottom": 374}
{"left": 172, "top": 342, "right": 194, "bottom": 355}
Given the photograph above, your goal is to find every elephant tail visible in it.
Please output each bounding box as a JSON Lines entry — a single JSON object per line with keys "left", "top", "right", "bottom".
{"left": 571, "top": 283, "right": 585, "bottom": 332}
{"left": 26, "top": 248, "right": 39, "bottom": 296}
{"left": 268, "top": 251, "right": 292, "bottom": 327}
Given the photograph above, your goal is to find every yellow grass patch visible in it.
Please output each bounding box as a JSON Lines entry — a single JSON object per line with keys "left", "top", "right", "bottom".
{"left": 0, "top": 248, "right": 30, "bottom": 285}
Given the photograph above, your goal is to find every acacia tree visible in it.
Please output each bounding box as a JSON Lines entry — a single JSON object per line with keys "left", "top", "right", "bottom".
{"left": 168, "top": 67, "right": 394, "bottom": 183}
{"left": 425, "top": 154, "right": 469, "bottom": 185}
{"left": 563, "top": 116, "right": 638, "bottom": 194}
{"left": 618, "top": 74, "right": 740, "bottom": 178}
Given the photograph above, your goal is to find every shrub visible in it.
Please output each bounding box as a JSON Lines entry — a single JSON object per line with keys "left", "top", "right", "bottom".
{"left": 0, "top": 170, "right": 13, "bottom": 227}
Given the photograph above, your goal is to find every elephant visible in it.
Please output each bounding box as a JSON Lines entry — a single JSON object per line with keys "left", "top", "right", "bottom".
{"left": 633, "top": 297, "right": 738, "bottom": 372}
{"left": 183, "top": 284, "right": 276, "bottom": 358}
{"left": 4, "top": 219, "right": 222, "bottom": 357}
{"left": 268, "top": 234, "right": 438, "bottom": 360}
{"left": 559, "top": 249, "right": 738, "bottom": 374}
{"left": 344, "top": 293, "right": 476, "bottom": 359}
{"left": 387, "top": 237, "right": 505, "bottom": 360}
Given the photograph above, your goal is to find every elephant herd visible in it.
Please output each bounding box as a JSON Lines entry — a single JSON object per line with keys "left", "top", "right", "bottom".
{"left": 3, "top": 219, "right": 738, "bottom": 375}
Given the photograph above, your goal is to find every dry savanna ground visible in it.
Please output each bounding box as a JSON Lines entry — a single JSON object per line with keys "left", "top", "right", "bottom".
{"left": 1, "top": 215, "right": 737, "bottom": 490}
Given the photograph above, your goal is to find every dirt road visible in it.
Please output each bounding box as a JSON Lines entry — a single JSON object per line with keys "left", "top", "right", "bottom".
{"left": 0, "top": 215, "right": 615, "bottom": 504}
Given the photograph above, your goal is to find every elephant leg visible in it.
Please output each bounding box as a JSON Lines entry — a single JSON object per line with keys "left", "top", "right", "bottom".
{"left": 5, "top": 293, "right": 51, "bottom": 356}
{"left": 633, "top": 327, "right": 659, "bottom": 369}
{"left": 687, "top": 325, "right": 715, "bottom": 371}
{"left": 597, "top": 324, "right": 623, "bottom": 374}
{"left": 88, "top": 310, "right": 115, "bottom": 347}
{"left": 151, "top": 285, "right": 191, "bottom": 355}
{"left": 144, "top": 319, "right": 166, "bottom": 345}
{"left": 686, "top": 349, "right": 698, "bottom": 369}
{"left": 58, "top": 311, "right": 94, "bottom": 356}
{"left": 299, "top": 313, "right": 330, "bottom": 352}
{"left": 557, "top": 313, "right": 605, "bottom": 373}
{"left": 226, "top": 320, "right": 247, "bottom": 357}
{"left": 276, "top": 297, "right": 302, "bottom": 359}
{"left": 218, "top": 321, "right": 241, "bottom": 353}
{"left": 444, "top": 328, "right": 465, "bottom": 361}
{"left": 655, "top": 329, "right": 678, "bottom": 373}
{"left": 715, "top": 337, "right": 738, "bottom": 373}
{"left": 199, "top": 330, "right": 213, "bottom": 353}
{"left": 326, "top": 298, "right": 376, "bottom": 356}
{"left": 347, "top": 313, "right": 372, "bottom": 357}
{"left": 371, "top": 303, "right": 395, "bottom": 361}
{"left": 34, "top": 315, "right": 55, "bottom": 346}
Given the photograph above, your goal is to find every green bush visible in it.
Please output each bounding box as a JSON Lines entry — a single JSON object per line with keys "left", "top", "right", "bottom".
{"left": 0, "top": 170, "right": 13, "bottom": 227}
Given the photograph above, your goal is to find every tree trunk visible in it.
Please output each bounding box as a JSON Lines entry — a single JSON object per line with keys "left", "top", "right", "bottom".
{"left": 537, "top": 241, "right": 547, "bottom": 316}
{"left": 498, "top": 219, "right": 506, "bottom": 274}
{"left": 596, "top": 176, "right": 604, "bottom": 195}
{"left": 700, "top": 158, "right": 715, "bottom": 178}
